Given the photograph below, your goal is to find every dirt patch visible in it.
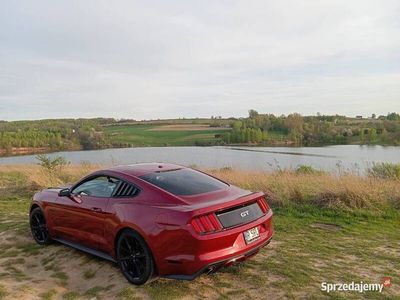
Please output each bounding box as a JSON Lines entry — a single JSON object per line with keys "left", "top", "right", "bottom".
{"left": 0, "top": 231, "right": 288, "bottom": 300}
{"left": 0, "top": 147, "right": 48, "bottom": 157}
{"left": 0, "top": 232, "right": 143, "bottom": 300}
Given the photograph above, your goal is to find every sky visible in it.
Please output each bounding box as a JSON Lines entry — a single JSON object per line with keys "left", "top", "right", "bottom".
{"left": 0, "top": 0, "right": 399, "bottom": 121}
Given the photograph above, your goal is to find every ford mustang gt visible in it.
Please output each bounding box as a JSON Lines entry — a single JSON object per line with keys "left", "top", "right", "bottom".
{"left": 30, "top": 163, "right": 273, "bottom": 285}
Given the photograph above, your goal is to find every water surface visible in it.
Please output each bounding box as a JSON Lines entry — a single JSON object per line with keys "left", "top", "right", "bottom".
{"left": 0, "top": 145, "right": 399, "bottom": 173}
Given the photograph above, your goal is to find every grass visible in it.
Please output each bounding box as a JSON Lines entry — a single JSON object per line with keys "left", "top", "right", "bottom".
{"left": 117, "top": 287, "right": 141, "bottom": 300}
{"left": 367, "top": 162, "right": 400, "bottom": 180}
{"left": 39, "top": 289, "right": 57, "bottom": 300}
{"left": 265, "top": 205, "right": 400, "bottom": 298}
{"left": 295, "top": 164, "right": 325, "bottom": 175}
{"left": 144, "top": 281, "right": 191, "bottom": 300}
{"left": 0, "top": 164, "right": 399, "bottom": 299}
{"left": 105, "top": 124, "right": 229, "bottom": 146}
{"left": 209, "top": 167, "right": 400, "bottom": 210}
{"left": 51, "top": 271, "right": 69, "bottom": 287}
{"left": 84, "top": 285, "right": 114, "bottom": 298}
{"left": 0, "top": 285, "right": 7, "bottom": 300}
{"left": 62, "top": 291, "right": 80, "bottom": 300}
{"left": 83, "top": 269, "right": 96, "bottom": 279}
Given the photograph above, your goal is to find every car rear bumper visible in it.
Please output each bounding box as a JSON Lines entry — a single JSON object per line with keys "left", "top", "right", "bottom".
{"left": 164, "top": 236, "right": 272, "bottom": 280}
{"left": 160, "top": 209, "right": 273, "bottom": 279}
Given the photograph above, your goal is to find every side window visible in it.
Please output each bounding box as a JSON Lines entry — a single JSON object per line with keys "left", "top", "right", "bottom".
{"left": 72, "top": 176, "right": 120, "bottom": 198}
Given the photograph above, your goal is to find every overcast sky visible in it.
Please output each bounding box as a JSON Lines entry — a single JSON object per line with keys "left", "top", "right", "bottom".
{"left": 0, "top": 0, "right": 399, "bottom": 120}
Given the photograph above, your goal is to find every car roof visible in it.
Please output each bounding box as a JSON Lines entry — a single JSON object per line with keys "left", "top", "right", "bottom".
{"left": 107, "top": 163, "right": 185, "bottom": 177}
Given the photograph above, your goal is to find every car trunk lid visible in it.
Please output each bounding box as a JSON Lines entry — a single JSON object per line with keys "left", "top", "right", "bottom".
{"left": 179, "top": 187, "right": 268, "bottom": 231}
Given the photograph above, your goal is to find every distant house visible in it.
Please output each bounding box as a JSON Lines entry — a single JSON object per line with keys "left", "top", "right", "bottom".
{"left": 356, "top": 115, "right": 363, "bottom": 119}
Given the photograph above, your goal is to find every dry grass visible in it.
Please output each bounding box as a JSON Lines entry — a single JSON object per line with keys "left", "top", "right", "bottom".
{"left": 0, "top": 164, "right": 101, "bottom": 189}
{"left": 207, "top": 168, "right": 400, "bottom": 210}
{"left": 1, "top": 164, "right": 399, "bottom": 211}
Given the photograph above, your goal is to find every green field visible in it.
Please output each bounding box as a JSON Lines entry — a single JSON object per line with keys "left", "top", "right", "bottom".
{"left": 105, "top": 125, "right": 230, "bottom": 146}
{"left": 1, "top": 113, "right": 400, "bottom": 157}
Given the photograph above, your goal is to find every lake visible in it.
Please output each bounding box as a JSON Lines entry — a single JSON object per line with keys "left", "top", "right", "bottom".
{"left": 0, "top": 145, "right": 399, "bottom": 173}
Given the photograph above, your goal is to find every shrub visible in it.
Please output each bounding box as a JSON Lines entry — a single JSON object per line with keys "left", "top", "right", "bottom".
{"left": 295, "top": 165, "right": 322, "bottom": 174}
{"left": 367, "top": 163, "right": 400, "bottom": 180}
{"left": 36, "top": 154, "right": 69, "bottom": 172}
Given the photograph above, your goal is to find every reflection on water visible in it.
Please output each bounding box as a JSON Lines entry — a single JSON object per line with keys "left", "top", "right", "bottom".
{"left": 0, "top": 145, "right": 399, "bottom": 173}
{"left": 227, "top": 147, "right": 339, "bottom": 158}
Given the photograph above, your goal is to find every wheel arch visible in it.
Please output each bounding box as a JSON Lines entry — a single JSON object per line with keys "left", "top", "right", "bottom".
{"left": 30, "top": 203, "right": 41, "bottom": 214}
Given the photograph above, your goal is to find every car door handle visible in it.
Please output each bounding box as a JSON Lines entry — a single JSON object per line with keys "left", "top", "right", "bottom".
{"left": 90, "top": 207, "right": 103, "bottom": 213}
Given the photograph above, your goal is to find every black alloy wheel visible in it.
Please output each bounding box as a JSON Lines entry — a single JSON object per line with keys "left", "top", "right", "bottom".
{"left": 117, "top": 230, "right": 155, "bottom": 285}
{"left": 30, "top": 207, "right": 51, "bottom": 245}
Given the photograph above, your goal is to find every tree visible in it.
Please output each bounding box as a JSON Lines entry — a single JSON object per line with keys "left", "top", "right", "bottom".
{"left": 369, "top": 128, "right": 377, "bottom": 142}
{"left": 262, "top": 130, "right": 268, "bottom": 141}
{"left": 286, "top": 113, "right": 304, "bottom": 134}
{"left": 232, "top": 121, "right": 242, "bottom": 132}
{"left": 360, "top": 128, "right": 365, "bottom": 142}
{"left": 381, "top": 128, "right": 389, "bottom": 142}
{"left": 387, "top": 112, "right": 400, "bottom": 121}
{"left": 248, "top": 109, "right": 259, "bottom": 119}
{"left": 255, "top": 129, "right": 263, "bottom": 143}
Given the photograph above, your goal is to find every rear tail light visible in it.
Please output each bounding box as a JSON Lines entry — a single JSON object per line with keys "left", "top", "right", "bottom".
{"left": 191, "top": 213, "right": 223, "bottom": 234}
{"left": 257, "top": 197, "right": 270, "bottom": 213}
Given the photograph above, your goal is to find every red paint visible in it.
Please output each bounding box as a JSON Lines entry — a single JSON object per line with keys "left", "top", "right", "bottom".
{"left": 31, "top": 163, "right": 273, "bottom": 279}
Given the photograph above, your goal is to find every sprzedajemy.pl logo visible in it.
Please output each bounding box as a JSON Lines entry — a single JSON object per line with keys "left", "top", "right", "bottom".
{"left": 321, "top": 277, "right": 391, "bottom": 293}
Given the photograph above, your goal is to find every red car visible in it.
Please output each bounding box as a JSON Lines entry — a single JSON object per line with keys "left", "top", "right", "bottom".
{"left": 30, "top": 163, "right": 273, "bottom": 285}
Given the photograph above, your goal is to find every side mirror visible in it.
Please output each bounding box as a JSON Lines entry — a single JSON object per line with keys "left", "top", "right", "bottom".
{"left": 58, "top": 188, "right": 71, "bottom": 197}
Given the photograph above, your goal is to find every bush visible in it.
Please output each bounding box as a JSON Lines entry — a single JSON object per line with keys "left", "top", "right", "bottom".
{"left": 295, "top": 165, "right": 322, "bottom": 174}
{"left": 367, "top": 163, "right": 400, "bottom": 180}
{"left": 36, "top": 154, "right": 69, "bottom": 172}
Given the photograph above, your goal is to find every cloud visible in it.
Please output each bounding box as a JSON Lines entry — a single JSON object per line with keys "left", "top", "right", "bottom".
{"left": 0, "top": 0, "right": 399, "bottom": 120}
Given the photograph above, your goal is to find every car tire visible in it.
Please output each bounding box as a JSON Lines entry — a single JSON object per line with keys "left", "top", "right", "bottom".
{"left": 30, "top": 207, "right": 52, "bottom": 245}
{"left": 117, "top": 229, "right": 155, "bottom": 285}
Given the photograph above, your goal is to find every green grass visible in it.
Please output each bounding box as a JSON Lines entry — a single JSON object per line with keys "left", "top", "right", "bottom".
{"left": 144, "top": 281, "right": 191, "bottom": 300}
{"left": 83, "top": 269, "right": 96, "bottom": 279}
{"left": 367, "top": 162, "right": 400, "bottom": 180}
{"left": 84, "top": 285, "right": 114, "bottom": 299}
{"left": 39, "top": 289, "right": 57, "bottom": 300}
{"left": 16, "top": 242, "right": 43, "bottom": 255}
{"left": 256, "top": 205, "right": 398, "bottom": 299}
{"left": 266, "top": 130, "right": 288, "bottom": 141}
{"left": 51, "top": 271, "right": 69, "bottom": 287}
{"left": 0, "top": 167, "right": 399, "bottom": 299}
{"left": 105, "top": 125, "right": 229, "bottom": 146}
{"left": 62, "top": 291, "right": 80, "bottom": 300}
{"left": 117, "top": 287, "right": 141, "bottom": 300}
{"left": 0, "top": 285, "right": 7, "bottom": 300}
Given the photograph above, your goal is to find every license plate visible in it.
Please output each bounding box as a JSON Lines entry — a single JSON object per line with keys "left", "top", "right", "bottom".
{"left": 243, "top": 227, "right": 260, "bottom": 244}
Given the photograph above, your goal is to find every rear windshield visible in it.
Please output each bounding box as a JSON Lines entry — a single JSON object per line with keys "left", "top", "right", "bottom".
{"left": 139, "top": 168, "right": 228, "bottom": 195}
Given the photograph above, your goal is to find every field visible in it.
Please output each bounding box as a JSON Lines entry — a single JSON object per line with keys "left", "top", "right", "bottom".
{"left": 105, "top": 124, "right": 230, "bottom": 146}
{"left": 0, "top": 165, "right": 399, "bottom": 299}
{"left": 1, "top": 114, "right": 399, "bottom": 158}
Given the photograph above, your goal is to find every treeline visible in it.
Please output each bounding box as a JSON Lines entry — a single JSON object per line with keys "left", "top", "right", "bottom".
{"left": 1, "top": 112, "right": 399, "bottom": 155}
{"left": 0, "top": 118, "right": 113, "bottom": 154}
{"left": 221, "top": 110, "right": 400, "bottom": 145}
